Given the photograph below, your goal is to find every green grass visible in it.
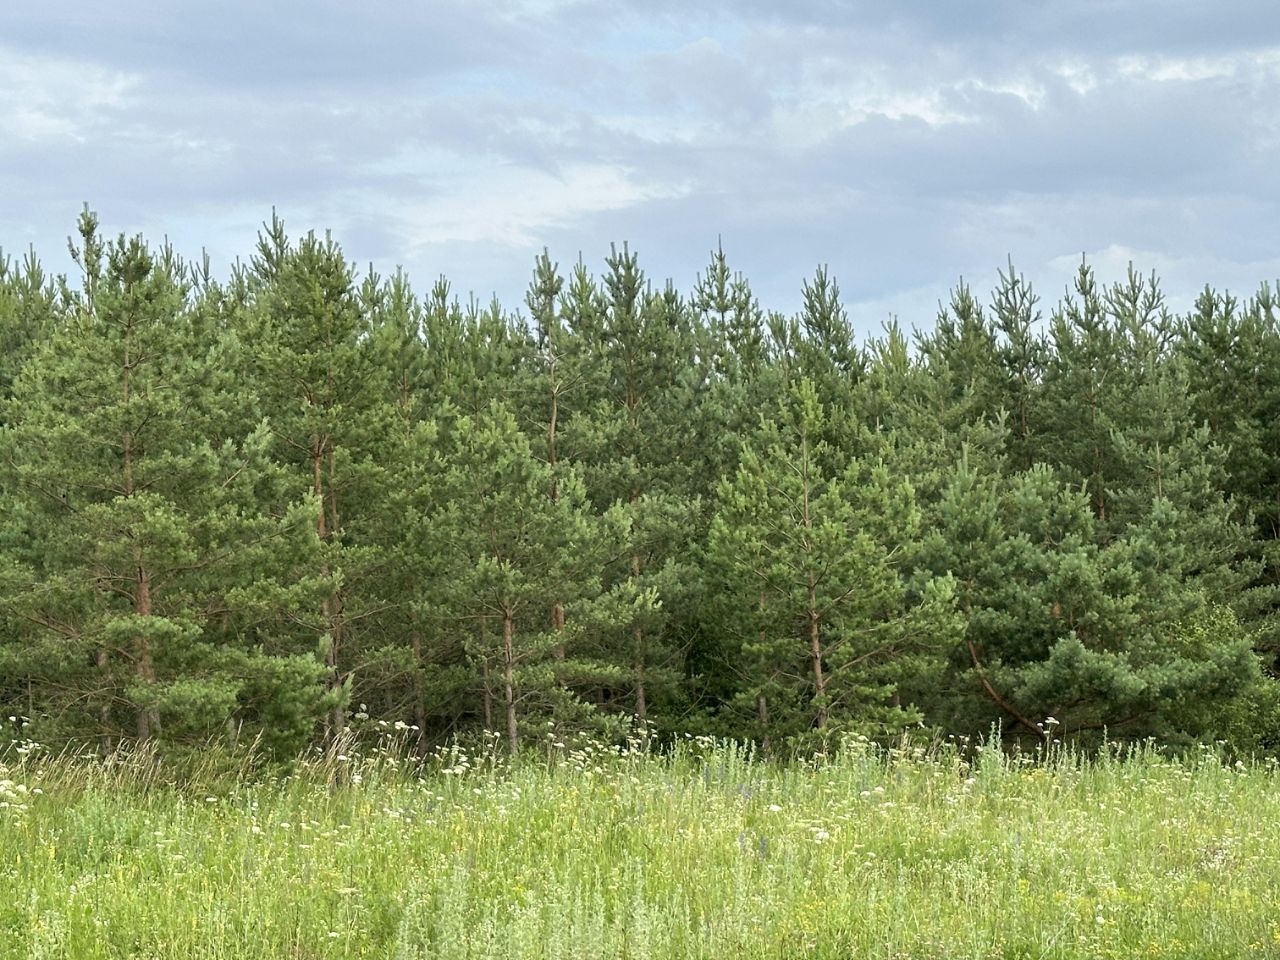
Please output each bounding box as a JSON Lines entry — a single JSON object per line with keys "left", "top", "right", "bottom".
{"left": 3, "top": 734, "right": 1280, "bottom": 959}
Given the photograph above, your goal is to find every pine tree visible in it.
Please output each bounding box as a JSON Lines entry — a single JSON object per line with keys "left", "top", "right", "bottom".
{"left": 1180, "top": 284, "right": 1280, "bottom": 661}
{"left": 540, "top": 246, "right": 706, "bottom": 725}
{"left": 709, "top": 377, "right": 959, "bottom": 744}
{"left": 523, "top": 250, "right": 582, "bottom": 663}
{"left": 351, "top": 268, "right": 467, "bottom": 746}
{"left": 237, "top": 216, "right": 386, "bottom": 742}
{"left": 0, "top": 214, "right": 331, "bottom": 752}
{"left": 1039, "top": 261, "right": 1123, "bottom": 524}
{"left": 989, "top": 261, "right": 1046, "bottom": 468}
{"left": 430, "top": 401, "right": 616, "bottom": 750}
{"left": 920, "top": 453, "right": 1263, "bottom": 742}
{"left": 0, "top": 247, "right": 56, "bottom": 414}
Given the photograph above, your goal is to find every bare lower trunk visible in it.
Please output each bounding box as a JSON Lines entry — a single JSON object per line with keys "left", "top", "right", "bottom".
{"left": 757, "top": 592, "right": 770, "bottom": 756}
{"left": 549, "top": 369, "right": 567, "bottom": 663}
{"left": 123, "top": 348, "right": 159, "bottom": 742}
{"left": 481, "top": 657, "right": 493, "bottom": 732}
{"left": 314, "top": 440, "right": 345, "bottom": 742}
{"left": 321, "top": 590, "right": 344, "bottom": 740}
{"left": 328, "top": 640, "right": 344, "bottom": 738}
{"left": 631, "top": 553, "right": 647, "bottom": 719}
{"left": 552, "top": 602, "right": 566, "bottom": 661}
{"left": 95, "top": 648, "right": 114, "bottom": 753}
{"left": 634, "top": 645, "right": 647, "bottom": 721}
{"left": 503, "top": 610, "right": 518, "bottom": 753}
{"left": 410, "top": 627, "right": 427, "bottom": 753}
{"left": 809, "top": 606, "right": 827, "bottom": 728}
{"left": 134, "top": 556, "right": 159, "bottom": 741}
{"left": 801, "top": 434, "right": 827, "bottom": 729}
{"left": 327, "top": 448, "right": 345, "bottom": 738}
{"left": 966, "top": 637, "right": 1044, "bottom": 739}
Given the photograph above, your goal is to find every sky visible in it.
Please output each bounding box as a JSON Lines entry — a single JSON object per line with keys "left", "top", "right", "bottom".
{"left": 2, "top": 1, "right": 1279, "bottom": 330}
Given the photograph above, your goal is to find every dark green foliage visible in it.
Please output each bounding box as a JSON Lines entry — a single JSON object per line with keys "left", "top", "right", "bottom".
{"left": 0, "top": 214, "right": 333, "bottom": 755}
{"left": 709, "top": 378, "right": 960, "bottom": 748}
{"left": 0, "top": 211, "right": 1277, "bottom": 758}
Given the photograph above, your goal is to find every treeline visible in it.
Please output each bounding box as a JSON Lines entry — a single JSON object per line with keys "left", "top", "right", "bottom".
{"left": 1, "top": 210, "right": 1278, "bottom": 757}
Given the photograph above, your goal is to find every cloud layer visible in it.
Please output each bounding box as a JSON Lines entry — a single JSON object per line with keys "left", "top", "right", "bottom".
{"left": 2, "top": 1, "right": 1278, "bottom": 327}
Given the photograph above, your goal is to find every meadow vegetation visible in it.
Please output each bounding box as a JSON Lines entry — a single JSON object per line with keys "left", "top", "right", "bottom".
{"left": 3, "top": 732, "right": 1279, "bottom": 959}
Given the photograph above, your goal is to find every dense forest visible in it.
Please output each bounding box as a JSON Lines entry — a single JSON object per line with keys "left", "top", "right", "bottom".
{"left": 1, "top": 209, "right": 1278, "bottom": 759}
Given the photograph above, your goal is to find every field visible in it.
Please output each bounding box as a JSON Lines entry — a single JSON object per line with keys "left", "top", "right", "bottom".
{"left": 2, "top": 735, "right": 1279, "bottom": 959}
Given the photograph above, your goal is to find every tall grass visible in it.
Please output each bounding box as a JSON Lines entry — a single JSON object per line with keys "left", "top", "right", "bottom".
{"left": 2, "top": 733, "right": 1279, "bottom": 959}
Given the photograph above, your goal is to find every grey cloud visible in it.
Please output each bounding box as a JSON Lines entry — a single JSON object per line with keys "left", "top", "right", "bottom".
{"left": 0, "top": 1, "right": 534, "bottom": 89}
{"left": 620, "top": 1, "right": 1280, "bottom": 58}
{"left": 1, "top": 0, "right": 1278, "bottom": 333}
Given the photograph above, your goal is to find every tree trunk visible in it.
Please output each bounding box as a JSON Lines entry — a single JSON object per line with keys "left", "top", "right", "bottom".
{"left": 552, "top": 603, "right": 566, "bottom": 661}
{"left": 634, "top": 648, "right": 647, "bottom": 721}
{"left": 808, "top": 605, "right": 827, "bottom": 728}
{"left": 503, "top": 609, "right": 518, "bottom": 753}
{"left": 548, "top": 373, "right": 568, "bottom": 662}
{"left": 481, "top": 655, "right": 493, "bottom": 732}
{"left": 410, "top": 623, "right": 427, "bottom": 753}
{"left": 326, "top": 447, "right": 345, "bottom": 737}
{"left": 314, "top": 438, "right": 345, "bottom": 742}
{"left": 758, "top": 693, "right": 771, "bottom": 757}
{"left": 134, "top": 557, "right": 159, "bottom": 741}
{"left": 631, "top": 552, "right": 647, "bottom": 719}
{"left": 800, "top": 433, "right": 827, "bottom": 728}
{"left": 122, "top": 345, "right": 158, "bottom": 742}
{"left": 94, "top": 648, "right": 114, "bottom": 753}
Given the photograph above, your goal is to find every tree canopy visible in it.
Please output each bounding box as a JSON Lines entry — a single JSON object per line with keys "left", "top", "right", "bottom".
{"left": 2, "top": 213, "right": 1277, "bottom": 757}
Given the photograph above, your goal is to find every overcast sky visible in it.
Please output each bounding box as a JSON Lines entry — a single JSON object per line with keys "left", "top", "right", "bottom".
{"left": 2, "top": 1, "right": 1279, "bottom": 329}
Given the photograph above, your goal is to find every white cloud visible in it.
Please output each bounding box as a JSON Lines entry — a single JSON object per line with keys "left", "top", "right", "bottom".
{"left": 392, "top": 161, "right": 690, "bottom": 251}
{"left": 1048, "top": 244, "right": 1280, "bottom": 309}
{"left": 1053, "top": 59, "right": 1100, "bottom": 96}
{"left": 1111, "top": 47, "right": 1280, "bottom": 85}
{"left": 0, "top": 47, "right": 136, "bottom": 143}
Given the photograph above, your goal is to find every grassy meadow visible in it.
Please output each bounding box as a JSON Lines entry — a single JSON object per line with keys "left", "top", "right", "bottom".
{"left": 2, "top": 733, "right": 1279, "bottom": 959}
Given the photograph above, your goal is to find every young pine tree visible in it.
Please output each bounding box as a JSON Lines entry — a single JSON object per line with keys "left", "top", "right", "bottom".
{"left": 0, "top": 215, "right": 331, "bottom": 752}
{"left": 430, "top": 401, "right": 623, "bottom": 751}
{"left": 708, "top": 378, "right": 959, "bottom": 746}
